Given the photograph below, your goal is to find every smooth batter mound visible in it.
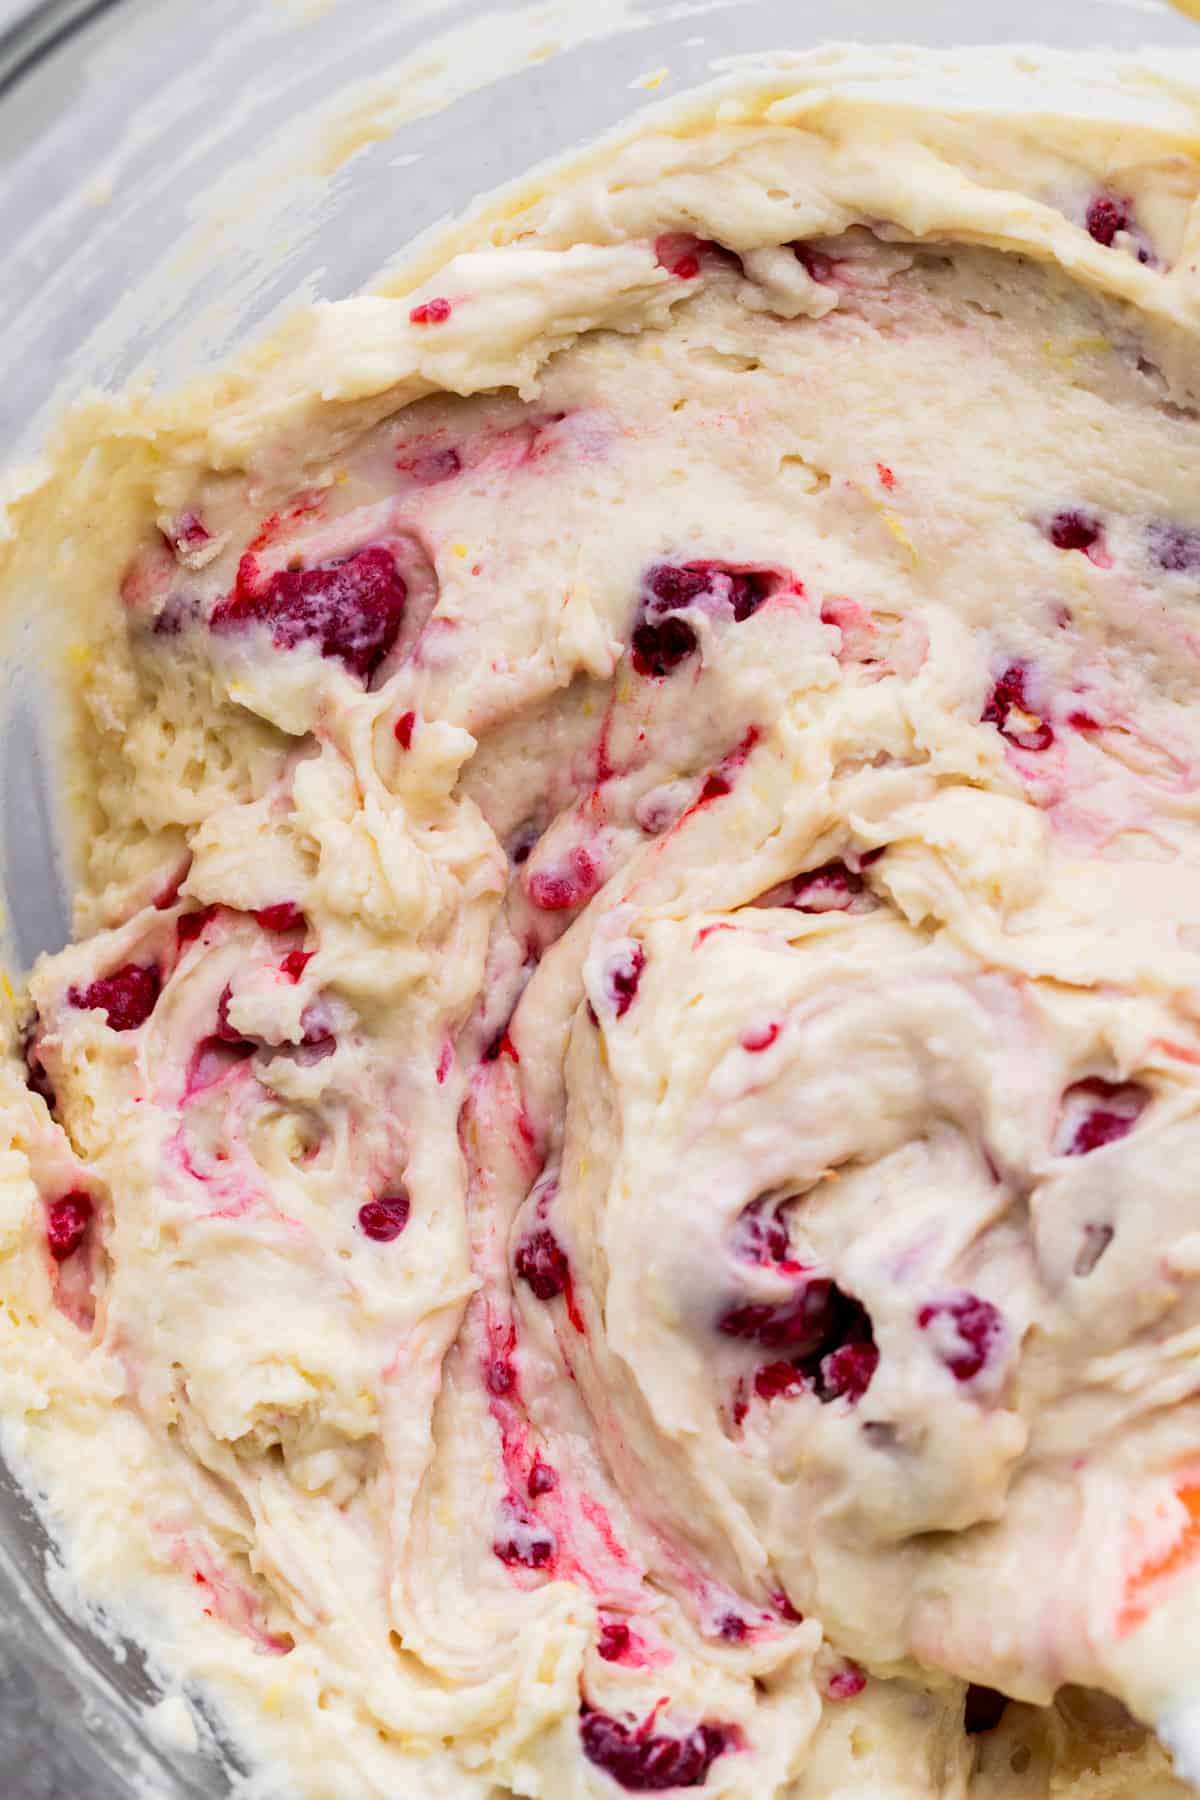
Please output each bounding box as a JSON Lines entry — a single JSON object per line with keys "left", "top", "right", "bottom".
{"left": 6, "top": 44, "right": 1200, "bottom": 1800}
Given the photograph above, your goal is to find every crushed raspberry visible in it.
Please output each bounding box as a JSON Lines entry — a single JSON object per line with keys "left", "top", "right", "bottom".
{"left": 876, "top": 463, "right": 896, "bottom": 492}
{"left": 631, "top": 613, "right": 700, "bottom": 678}
{"left": 358, "top": 1194, "right": 411, "bottom": 1241}
{"left": 1060, "top": 1076, "right": 1148, "bottom": 1155}
{"left": 210, "top": 545, "right": 406, "bottom": 683}
{"left": 528, "top": 1460, "right": 558, "bottom": 1498}
{"left": 1048, "top": 510, "right": 1103, "bottom": 553}
{"left": 917, "top": 1292, "right": 1005, "bottom": 1383}
{"left": 719, "top": 1278, "right": 836, "bottom": 1355}
{"left": 729, "top": 573, "right": 773, "bottom": 621}
{"left": 255, "top": 902, "right": 304, "bottom": 932}
{"left": 68, "top": 963, "right": 161, "bottom": 1031}
{"left": 515, "top": 1228, "right": 570, "bottom": 1301}
{"left": 741, "top": 1021, "right": 781, "bottom": 1053}
{"left": 579, "top": 1708, "right": 735, "bottom": 1792}
{"left": 631, "top": 561, "right": 776, "bottom": 678}
{"left": 493, "top": 1497, "right": 556, "bottom": 1569}
{"left": 982, "top": 663, "right": 1054, "bottom": 752}
{"left": 754, "top": 1360, "right": 806, "bottom": 1402}
{"left": 46, "top": 1191, "right": 93, "bottom": 1262}
{"left": 1085, "top": 195, "right": 1129, "bottom": 247}
{"left": 1149, "top": 522, "right": 1200, "bottom": 572}
{"left": 598, "top": 1621, "right": 632, "bottom": 1662}
{"left": 495, "top": 1530, "right": 554, "bottom": 1570}
{"left": 646, "top": 561, "right": 773, "bottom": 623}
{"left": 793, "top": 242, "right": 834, "bottom": 282}
{"left": 826, "top": 1663, "right": 867, "bottom": 1701}
{"left": 818, "top": 1342, "right": 879, "bottom": 1404}
{"left": 963, "top": 1685, "right": 1008, "bottom": 1734}
{"left": 487, "top": 1353, "right": 517, "bottom": 1398}
{"left": 527, "top": 845, "right": 599, "bottom": 911}
{"left": 646, "top": 565, "right": 719, "bottom": 609}
{"left": 394, "top": 710, "right": 416, "bottom": 749}
{"left": 692, "top": 727, "right": 760, "bottom": 813}
{"left": 717, "top": 1613, "right": 747, "bottom": 1643}
{"left": 750, "top": 1291, "right": 877, "bottom": 1407}
{"left": 605, "top": 943, "right": 646, "bottom": 1016}
{"left": 281, "top": 949, "right": 313, "bottom": 982}
{"left": 409, "top": 297, "right": 452, "bottom": 324}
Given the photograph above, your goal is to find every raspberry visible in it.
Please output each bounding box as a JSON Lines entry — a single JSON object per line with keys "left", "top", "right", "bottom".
{"left": 68, "top": 964, "right": 160, "bottom": 1031}
{"left": 409, "top": 297, "right": 452, "bottom": 324}
{"left": 579, "top": 1709, "right": 734, "bottom": 1791}
{"left": 631, "top": 614, "right": 699, "bottom": 679}
{"left": 46, "top": 1192, "right": 93, "bottom": 1262}
{"left": 1048, "top": 510, "right": 1103, "bottom": 553}
{"left": 605, "top": 944, "right": 646, "bottom": 1017}
{"left": 917, "top": 1293, "right": 1005, "bottom": 1383}
{"left": 211, "top": 545, "right": 406, "bottom": 683}
{"left": 255, "top": 903, "right": 304, "bottom": 932}
{"left": 358, "top": 1195, "right": 411, "bottom": 1242}
{"left": 982, "top": 663, "right": 1054, "bottom": 752}
{"left": 1086, "top": 196, "right": 1129, "bottom": 247}
{"left": 514, "top": 1228, "right": 570, "bottom": 1301}
{"left": 597, "top": 1621, "right": 632, "bottom": 1662}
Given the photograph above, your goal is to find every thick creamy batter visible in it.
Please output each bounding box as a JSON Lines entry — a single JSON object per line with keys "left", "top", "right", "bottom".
{"left": 5, "top": 44, "right": 1200, "bottom": 1800}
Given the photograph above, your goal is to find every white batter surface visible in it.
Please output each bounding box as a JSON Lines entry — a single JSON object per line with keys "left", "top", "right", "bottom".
{"left": 5, "top": 44, "right": 1200, "bottom": 1800}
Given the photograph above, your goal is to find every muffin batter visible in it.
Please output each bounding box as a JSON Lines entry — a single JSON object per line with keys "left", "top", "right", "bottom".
{"left": 4, "top": 44, "right": 1200, "bottom": 1799}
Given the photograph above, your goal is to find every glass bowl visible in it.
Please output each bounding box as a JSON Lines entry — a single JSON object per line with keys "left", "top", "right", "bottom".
{"left": 1, "top": 1, "right": 1196, "bottom": 1794}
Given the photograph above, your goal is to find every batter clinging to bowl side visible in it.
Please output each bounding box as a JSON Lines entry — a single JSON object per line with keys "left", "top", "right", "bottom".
{"left": 4, "top": 45, "right": 1200, "bottom": 1800}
